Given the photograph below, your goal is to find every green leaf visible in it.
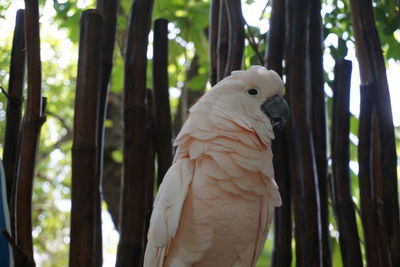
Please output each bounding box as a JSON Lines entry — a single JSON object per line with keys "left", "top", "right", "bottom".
{"left": 111, "top": 150, "right": 123, "bottom": 164}
{"left": 187, "top": 73, "right": 208, "bottom": 91}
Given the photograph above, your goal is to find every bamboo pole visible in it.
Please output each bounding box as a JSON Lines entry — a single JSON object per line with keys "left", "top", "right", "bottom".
{"left": 209, "top": 0, "right": 220, "bottom": 86}
{"left": 102, "top": 92, "right": 123, "bottom": 226}
{"left": 309, "top": 0, "right": 330, "bottom": 265}
{"left": 357, "top": 83, "right": 388, "bottom": 266}
{"left": 286, "top": 0, "right": 323, "bottom": 265}
{"left": 216, "top": 0, "right": 228, "bottom": 82}
{"left": 3, "top": 9, "right": 25, "bottom": 205}
{"left": 350, "top": 0, "right": 400, "bottom": 265}
{"left": 265, "top": 0, "right": 285, "bottom": 75}
{"left": 69, "top": 10, "right": 103, "bottom": 267}
{"left": 95, "top": 0, "right": 118, "bottom": 264}
{"left": 4, "top": 10, "right": 25, "bottom": 246}
{"left": 116, "top": 0, "right": 154, "bottom": 265}
{"left": 223, "top": 0, "right": 244, "bottom": 76}
{"left": 270, "top": 134, "right": 292, "bottom": 267}
{"left": 265, "top": 1, "right": 292, "bottom": 267}
{"left": 143, "top": 89, "right": 155, "bottom": 249}
{"left": 331, "top": 59, "right": 363, "bottom": 267}
{"left": 14, "top": 1, "right": 44, "bottom": 265}
{"left": 153, "top": 19, "right": 173, "bottom": 186}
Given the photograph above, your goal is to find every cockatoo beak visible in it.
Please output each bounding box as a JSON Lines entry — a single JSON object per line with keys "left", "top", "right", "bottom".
{"left": 261, "top": 95, "right": 289, "bottom": 129}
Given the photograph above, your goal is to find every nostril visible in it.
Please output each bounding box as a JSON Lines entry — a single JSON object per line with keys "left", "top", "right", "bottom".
{"left": 271, "top": 117, "right": 281, "bottom": 126}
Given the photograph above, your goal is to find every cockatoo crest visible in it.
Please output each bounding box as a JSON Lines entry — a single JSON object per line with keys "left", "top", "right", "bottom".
{"left": 191, "top": 65, "right": 285, "bottom": 144}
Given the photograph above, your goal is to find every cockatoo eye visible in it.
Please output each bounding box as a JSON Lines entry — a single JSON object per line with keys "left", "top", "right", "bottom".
{"left": 247, "top": 88, "right": 258, "bottom": 96}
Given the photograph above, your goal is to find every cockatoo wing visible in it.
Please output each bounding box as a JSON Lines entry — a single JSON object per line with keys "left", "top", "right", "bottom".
{"left": 252, "top": 178, "right": 281, "bottom": 265}
{"left": 144, "top": 158, "right": 194, "bottom": 267}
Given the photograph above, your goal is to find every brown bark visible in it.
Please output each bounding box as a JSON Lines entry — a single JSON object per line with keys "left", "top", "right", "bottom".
{"left": 309, "top": 0, "right": 330, "bottom": 265}
{"left": 14, "top": 1, "right": 44, "bottom": 265}
{"left": 153, "top": 19, "right": 173, "bottom": 186}
{"left": 209, "top": 0, "right": 220, "bottom": 86}
{"left": 96, "top": 3, "right": 118, "bottom": 187}
{"left": 217, "top": 0, "right": 228, "bottom": 82}
{"left": 331, "top": 60, "right": 363, "bottom": 267}
{"left": 266, "top": 2, "right": 292, "bottom": 267}
{"left": 116, "top": 0, "right": 154, "bottom": 265}
{"left": 270, "top": 133, "right": 292, "bottom": 267}
{"left": 69, "top": 10, "right": 103, "bottom": 267}
{"left": 286, "top": 0, "right": 323, "bottom": 266}
{"left": 95, "top": 0, "right": 117, "bottom": 263}
{"left": 143, "top": 89, "right": 155, "bottom": 249}
{"left": 357, "top": 83, "right": 388, "bottom": 267}
{"left": 3, "top": 9, "right": 25, "bottom": 205}
{"left": 350, "top": 0, "right": 400, "bottom": 265}
{"left": 4, "top": 11, "right": 25, "bottom": 247}
{"left": 96, "top": 0, "right": 118, "bottom": 168}
{"left": 265, "top": 0, "right": 285, "bottom": 75}
{"left": 223, "top": 0, "right": 244, "bottom": 76}
{"left": 102, "top": 93, "right": 123, "bottom": 227}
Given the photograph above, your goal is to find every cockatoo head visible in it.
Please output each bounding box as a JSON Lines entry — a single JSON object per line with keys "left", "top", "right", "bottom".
{"left": 198, "top": 65, "right": 289, "bottom": 144}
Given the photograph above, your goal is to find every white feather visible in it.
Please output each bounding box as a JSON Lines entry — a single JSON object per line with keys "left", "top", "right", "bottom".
{"left": 144, "top": 159, "right": 194, "bottom": 267}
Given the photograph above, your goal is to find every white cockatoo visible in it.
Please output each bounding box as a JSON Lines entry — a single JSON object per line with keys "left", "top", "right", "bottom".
{"left": 144, "top": 65, "right": 289, "bottom": 267}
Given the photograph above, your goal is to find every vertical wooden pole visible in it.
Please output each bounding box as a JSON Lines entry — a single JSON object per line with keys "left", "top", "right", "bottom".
{"left": 153, "top": 19, "right": 173, "bottom": 186}
{"left": 266, "top": 0, "right": 285, "bottom": 75}
{"left": 209, "top": 0, "right": 220, "bottom": 86}
{"left": 309, "top": 0, "right": 330, "bottom": 265}
{"left": 3, "top": 9, "right": 25, "bottom": 205}
{"left": 331, "top": 59, "right": 363, "bottom": 267}
{"left": 95, "top": 0, "right": 118, "bottom": 264}
{"left": 286, "top": 0, "right": 323, "bottom": 266}
{"left": 69, "top": 10, "right": 103, "bottom": 267}
{"left": 350, "top": 0, "right": 400, "bottom": 265}
{"left": 116, "top": 0, "right": 154, "bottom": 265}
{"left": 357, "top": 83, "right": 387, "bottom": 266}
{"left": 216, "top": 0, "right": 228, "bottom": 82}
{"left": 266, "top": 1, "right": 292, "bottom": 267}
{"left": 143, "top": 89, "right": 155, "bottom": 249}
{"left": 223, "top": 0, "right": 244, "bottom": 76}
{"left": 14, "top": 1, "right": 44, "bottom": 265}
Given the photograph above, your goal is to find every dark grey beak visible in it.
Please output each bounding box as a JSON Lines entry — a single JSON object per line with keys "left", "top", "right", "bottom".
{"left": 261, "top": 95, "right": 289, "bottom": 129}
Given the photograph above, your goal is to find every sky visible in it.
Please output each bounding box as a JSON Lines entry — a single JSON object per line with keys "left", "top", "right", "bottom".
{"left": 1, "top": 0, "right": 399, "bottom": 266}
